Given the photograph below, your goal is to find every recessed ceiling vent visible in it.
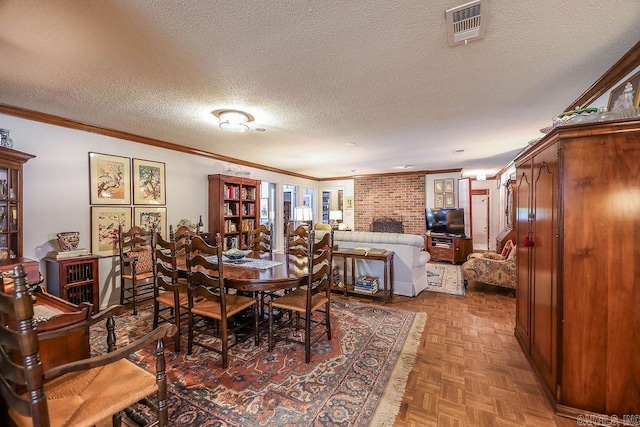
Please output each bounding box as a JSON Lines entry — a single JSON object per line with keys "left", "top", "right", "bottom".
{"left": 445, "top": 0, "right": 488, "bottom": 47}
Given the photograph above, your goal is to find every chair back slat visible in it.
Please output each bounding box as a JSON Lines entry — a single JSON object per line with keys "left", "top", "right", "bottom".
{"left": 185, "top": 234, "right": 226, "bottom": 313}
{"left": 249, "top": 223, "right": 272, "bottom": 252}
{"left": 0, "top": 265, "right": 50, "bottom": 425}
{"left": 153, "top": 229, "right": 180, "bottom": 292}
{"left": 119, "top": 225, "right": 153, "bottom": 254}
{"left": 306, "top": 230, "right": 334, "bottom": 304}
{"left": 286, "top": 224, "right": 309, "bottom": 257}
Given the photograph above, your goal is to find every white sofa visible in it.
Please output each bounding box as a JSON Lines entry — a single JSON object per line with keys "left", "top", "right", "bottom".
{"left": 315, "top": 230, "right": 431, "bottom": 297}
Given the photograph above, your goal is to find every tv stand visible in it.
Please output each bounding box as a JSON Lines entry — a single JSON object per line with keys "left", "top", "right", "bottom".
{"left": 427, "top": 234, "right": 472, "bottom": 264}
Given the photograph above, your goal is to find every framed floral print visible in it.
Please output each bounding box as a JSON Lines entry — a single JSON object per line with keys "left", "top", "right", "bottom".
{"left": 434, "top": 194, "right": 444, "bottom": 208}
{"left": 91, "top": 206, "right": 131, "bottom": 256}
{"left": 444, "top": 178, "right": 455, "bottom": 193}
{"left": 89, "top": 153, "right": 131, "bottom": 205}
{"left": 134, "top": 207, "right": 167, "bottom": 238}
{"left": 444, "top": 192, "right": 455, "bottom": 208}
{"left": 434, "top": 179, "right": 443, "bottom": 193}
{"left": 133, "top": 158, "right": 166, "bottom": 205}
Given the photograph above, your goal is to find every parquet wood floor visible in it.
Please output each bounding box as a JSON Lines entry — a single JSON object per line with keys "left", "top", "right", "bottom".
{"left": 333, "top": 271, "right": 577, "bottom": 427}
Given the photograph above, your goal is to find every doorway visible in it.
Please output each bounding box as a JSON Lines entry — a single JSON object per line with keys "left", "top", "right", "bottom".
{"left": 471, "top": 191, "right": 489, "bottom": 251}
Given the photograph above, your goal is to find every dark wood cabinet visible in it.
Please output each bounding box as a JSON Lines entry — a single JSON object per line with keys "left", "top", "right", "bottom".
{"left": 208, "top": 174, "right": 261, "bottom": 250}
{"left": 514, "top": 118, "right": 640, "bottom": 420}
{"left": 426, "top": 234, "right": 472, "bottom": 264}
{"left": 44, "top": 256, "right": 100, "bottom": 309}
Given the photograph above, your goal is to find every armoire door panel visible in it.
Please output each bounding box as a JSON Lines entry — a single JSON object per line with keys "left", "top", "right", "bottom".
{"left": 515, "top": 166, "right": 532, "bottom": 351}
{"left": 560, "top": 135, "right": 640, "bottom": 414}
{"left": 529, "top": 148, "right": 558, "bottom": 394}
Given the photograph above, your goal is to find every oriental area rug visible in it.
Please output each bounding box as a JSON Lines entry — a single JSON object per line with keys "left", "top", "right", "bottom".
{"left": 425, "top": 262, "right": 465, "bottom": 296}
{"left": 90, "top": 299, "right": 426, "bottom": 426}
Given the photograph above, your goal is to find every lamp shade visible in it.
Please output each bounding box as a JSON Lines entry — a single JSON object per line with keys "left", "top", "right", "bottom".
{"left": 293, "top": 206, "right": 313, "bottom": 222}
{"left": 329, "top": 210, "right": 343, "bottom": 221}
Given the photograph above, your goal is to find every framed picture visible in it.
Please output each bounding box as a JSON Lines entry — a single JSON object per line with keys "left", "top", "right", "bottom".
{"left": 344, "top": 196, "right": 354, "bottom": 210}
{"left": 260, "top": 198, "right": 269, "bottom": 219}
{"left": 444, "top": 192, "right": 455, "bottom": 208}
{"left": 444, "top": 178, "right": 455, "bottom": 193}
{"left": 89, "top": 153, "right": 131, "bottom": 205}
{"left": 434, "top": 179, "right": 443, "bottom": 193}
{"left": 434, "top": 194, "right": 444, "bottom": 208}
{"left": 607, "top": 70, "right": 640, "bottom": 111}
{"left": 91, "top": 206, "right": 131, "bottom": 257}
{"left": 134, "top": 207, "right": 167, "bottom": 238}
{"left": 133, "top": 158, "right": 166, "bottom": 205}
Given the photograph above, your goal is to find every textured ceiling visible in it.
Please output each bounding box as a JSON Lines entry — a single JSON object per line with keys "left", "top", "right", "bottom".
{"left": 1, "top": 1, "right": 639, "bottom": 179}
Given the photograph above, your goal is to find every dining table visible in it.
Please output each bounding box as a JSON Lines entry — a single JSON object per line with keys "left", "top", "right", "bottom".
{"left": 177, "top": 250, "right": 309, "bottom": 292}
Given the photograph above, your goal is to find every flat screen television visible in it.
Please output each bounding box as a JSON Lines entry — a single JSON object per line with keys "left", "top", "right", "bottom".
{"left": 426, "top": 208, "right": 465, "bottom": 237}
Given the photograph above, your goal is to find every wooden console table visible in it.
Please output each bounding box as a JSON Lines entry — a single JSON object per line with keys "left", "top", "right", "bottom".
{"left": 331, "top": 249, "right": 394, "bottom": 303}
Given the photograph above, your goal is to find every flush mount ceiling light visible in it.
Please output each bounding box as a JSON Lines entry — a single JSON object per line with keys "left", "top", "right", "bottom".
{"left": 212, "top": 109, "right": 254, "bottom": 132}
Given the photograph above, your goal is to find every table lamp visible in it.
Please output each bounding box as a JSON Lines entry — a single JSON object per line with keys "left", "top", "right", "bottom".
{"left": 329, "top": 210, "right": 342, "bottom": 229}
{"left": 293, "top": 206, "right": 313, "bottom": 228}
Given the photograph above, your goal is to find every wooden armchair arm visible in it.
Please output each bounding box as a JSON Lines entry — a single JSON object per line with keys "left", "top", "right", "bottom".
{"left": 37, "top": 305, "right": 126, "bottom": 341}
{"left": 43, "top": 323, "right": 177, "bottom": 381}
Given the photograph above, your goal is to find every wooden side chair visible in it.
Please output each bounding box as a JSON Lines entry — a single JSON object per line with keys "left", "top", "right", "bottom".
{"left": 119, "top": 225, "right": 154, "bottom": 315}
{"left": 152, "top": 225, "right": 189, "bottom": 352}
{"left": 268, "top": 229, "right": 334, "bottom": 363}
{"left": 247, "top": 223, "right": 274, "bottom": 313}
{"left": 173, "top": 225, "right": 191, "bottom": 257}
{"left": 286, "top": 223, "right": 309, "bottom": 257}
{"left": 0, "top": 265, "right": 177, "bottom": 427}
{"left": 185, "top": 234, "right": 260, "bottom": 368}
{"left": 248, "top": 223, "right": 272, "bottom": 252}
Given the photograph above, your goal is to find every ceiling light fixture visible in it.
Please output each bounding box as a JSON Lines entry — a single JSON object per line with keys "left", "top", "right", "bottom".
{"left": 213, "top": 109, "right": 254, "bottom": 132}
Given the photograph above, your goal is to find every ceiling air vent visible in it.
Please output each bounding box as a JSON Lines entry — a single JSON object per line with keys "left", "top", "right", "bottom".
{"left": 445, "top": 0, "right": 488, "bottom": 47}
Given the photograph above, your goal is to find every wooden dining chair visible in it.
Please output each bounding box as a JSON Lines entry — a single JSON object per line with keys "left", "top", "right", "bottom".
{"left": 248, "top": 223, "right": 272, "bottom": 252}
{"left": 286, "top": 223, "right": 309, "bottom": 257}
{"left": 172, "top": 224, "right": 192, "bottom": 256}
{"left": 268, "top": 229, "right": 334, "bottom": 363}
{"left": 152, "top": 225, "right": 189, "bottom": 352}
{"left": 0, "top": 265, "right": 177, "bottom": 427}
{"left": 185, "top": 233, "right": 260, "bottom": 368}
{"left": 119, "top": 225, "right": 154, "bottom": 315}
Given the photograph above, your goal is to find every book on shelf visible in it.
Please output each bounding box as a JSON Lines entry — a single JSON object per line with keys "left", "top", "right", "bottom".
{"left": 356, "top": 275, "right": 378, "bottom": 283}
{"left": 353, "top": 286, "right": 378, "bottom": 294}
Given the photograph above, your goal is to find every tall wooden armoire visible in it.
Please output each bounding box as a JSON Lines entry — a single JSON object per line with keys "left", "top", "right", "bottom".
{"left": 514, "top": 118, "right": 640, "bottom": 420}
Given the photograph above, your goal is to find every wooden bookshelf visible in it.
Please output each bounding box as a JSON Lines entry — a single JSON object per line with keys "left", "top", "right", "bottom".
{"left": 208, "top": 174, "right": 260, "bottom": 250}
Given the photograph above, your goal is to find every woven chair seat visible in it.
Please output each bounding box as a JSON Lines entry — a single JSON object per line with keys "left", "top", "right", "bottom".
{"left": 122, "top": 271, "right": 154, "bottom": 280}
{"left": 190, "top": 294, "right": 256, "bottom": 320}
{"left": 156, "top": 287, "right": 189, "bottom": 308}
{"left": 10, "top": 359, "right": 156, "bottom": 427}
{"left": 271, "top": 288, "right": 329, "bottom": 313}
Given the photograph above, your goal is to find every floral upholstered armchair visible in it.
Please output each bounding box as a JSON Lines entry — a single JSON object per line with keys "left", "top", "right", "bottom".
{"left": 462, "top": 241, "right": 517, "bottom": 290}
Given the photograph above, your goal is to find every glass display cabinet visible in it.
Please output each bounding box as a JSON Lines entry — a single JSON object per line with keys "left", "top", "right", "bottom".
{"left": 0, "top": 147, "right": 35, "bottom": 260}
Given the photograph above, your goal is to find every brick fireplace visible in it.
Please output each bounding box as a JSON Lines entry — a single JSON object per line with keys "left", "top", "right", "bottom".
{"left": 354, "top": 174, "right": 425, "bottom": 235}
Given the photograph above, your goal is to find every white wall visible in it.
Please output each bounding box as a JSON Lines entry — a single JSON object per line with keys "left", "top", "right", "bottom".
{"left": 1, "top": 113, "right": 327, "bottom": 308}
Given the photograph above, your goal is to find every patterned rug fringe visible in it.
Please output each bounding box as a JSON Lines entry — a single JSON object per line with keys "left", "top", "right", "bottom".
{"left": 371, "top": 311, "right": 427, "bottom": 426}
